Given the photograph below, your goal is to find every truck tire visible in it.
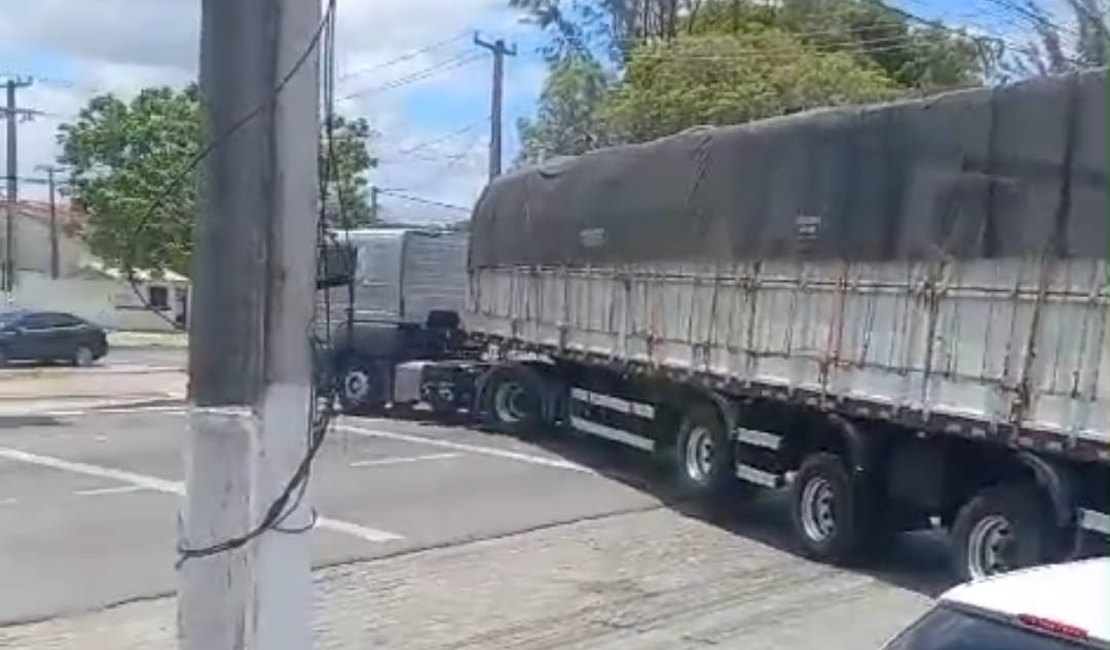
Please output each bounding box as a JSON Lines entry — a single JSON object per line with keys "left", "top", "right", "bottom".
{"left": 674, "top": 405, "right": 736, "bottom": 498}
{"left": 950, "top": 483, "right": 1060, "bottom": 581}
{"left": 337, "top": 356, "right": 388, "bottom": 415}
{"left": 789, "top": 453, "right": 871, "bottom": 564}
{"left": 479, "top": 365, "right": 545, "bottom": 437}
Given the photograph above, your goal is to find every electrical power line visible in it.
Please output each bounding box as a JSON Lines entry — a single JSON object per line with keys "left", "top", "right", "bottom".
{"left": 376, "top": 187, "right": 471, "bottom": 213}
{"left": 381, "top": 120, "right": 487, "bottom": 159}
{"left": 339, "top": 31, "right": 468, "bottom": 81}
{"left": 976, "top": 0, "right": 1078, "bottom": 36}
{"left": 340, "top": 52, "right": 485, "bottom": 100}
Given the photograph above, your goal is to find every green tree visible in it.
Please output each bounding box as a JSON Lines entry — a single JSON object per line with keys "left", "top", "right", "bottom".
{"left": 510, "top": 0, "right": 988, "bottom": 165}
{"left": 604, "top": 30, "right": 898, "bottom": 143}
{"left": 58, "top": 87, "right": 201, "bottom": 275}
{"left": 1005, "top": 0, "right": 1108, "bottom": 76}
{"left": 769, "top": 0, "right": 989, "bottom": 89}
{"left": 57, "top": 87, "right": 376, "bottom": 274}
{"left": 510, "top": 0, "right": 700, "bottom": 63}
{"left": 516, "top": 57, "right": 615, "bottom": 164}
{"left": 321, "top": 115, "right": 378, "bottom": 228}
{"left": 513, "top": 0, "right": 990, "bottom": 87}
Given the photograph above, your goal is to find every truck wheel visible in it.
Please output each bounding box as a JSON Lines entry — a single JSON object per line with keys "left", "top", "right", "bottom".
{"left": 427, "top": 389, "right": 457, "bottom": 417}
{"left": 674, "top": 405, "right": 735, "bottom": 498}
{"left": 480, "top": 365, "right": 544, "bottom": 437}
{"left": 790, "top": 453, "right": 870, "bottom": 564}
{"left": 951, "top": 483, "right": 1059, "bottom": 581}
{"left": 338, "top": 357, "right": 387, "bottom": 415}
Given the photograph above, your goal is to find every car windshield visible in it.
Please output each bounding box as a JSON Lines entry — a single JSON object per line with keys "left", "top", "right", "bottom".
{"left": 883, "top": 605, "right": 1095, "bottom": 650}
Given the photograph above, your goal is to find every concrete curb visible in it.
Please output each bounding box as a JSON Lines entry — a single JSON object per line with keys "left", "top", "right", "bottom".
{"left": 107, "top": 331, "right": 188, "bottom": 349}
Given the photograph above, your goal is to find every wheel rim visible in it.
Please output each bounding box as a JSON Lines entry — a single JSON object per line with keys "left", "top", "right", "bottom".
{"left": 493, "top": 382, "right": 528, "bottom": 423}
{"left": 684, "top": 425, "right": 715, "bottom": 484}
{"left": 800, "top": 477, "right": 837, "bottom": 542}
{"left": 967, "top": 515, "right": 1014, "bottom": 579}
{"left": 343, "top": 368, "right": 371, "bottom": 402}
{"left": 76, "top": 347, "right": 93, "bottom": 366}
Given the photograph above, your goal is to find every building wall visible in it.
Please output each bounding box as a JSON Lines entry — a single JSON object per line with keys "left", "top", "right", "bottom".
{"left": 0, "top": 211, "right": 84, "bottom": 277}
{"left": 9, "top": 271, "right": 188, "bottom": 332}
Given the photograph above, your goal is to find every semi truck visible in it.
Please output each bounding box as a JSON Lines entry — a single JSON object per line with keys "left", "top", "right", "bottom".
{"left": 324, "top": 69, "right": 1110, "bottom": 581}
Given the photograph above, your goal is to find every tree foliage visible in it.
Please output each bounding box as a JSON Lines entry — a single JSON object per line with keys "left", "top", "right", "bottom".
{"left": 321, "top": 115, "right": 378, "bottom": 228}
{"left": 516, "top": 57, "right": 614, "bottom": 164}
{"left": 510, "top": 0, "right": 703, "bottom": 62}
{"left": 512, "top": 0, "right": 990, "bottom": 160}
{"left": 58, "top": 87, "right": 201, "bottom": 275}
{"left": 605, "top": 30, "right": 898, "bottom": 142}
{"left": 512, "top": 0, "right": 989, "bottom": 87}
{"left": 746, "top": 0, "right": 988, "bottom": 89}
{"left": 1005, "top": 0, "right": 1108, "bottom": 76}
{"left": 57, "top": 87, "right": 376, "bottom": 275}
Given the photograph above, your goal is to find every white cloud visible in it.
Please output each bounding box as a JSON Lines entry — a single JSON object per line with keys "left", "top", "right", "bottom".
{"left": 0, "top": 0, "right": 546, "bottom": 220}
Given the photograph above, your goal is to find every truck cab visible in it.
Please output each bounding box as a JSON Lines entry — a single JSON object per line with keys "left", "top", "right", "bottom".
{"left": 319, "top": 227, "right": 471, "bottom": 413}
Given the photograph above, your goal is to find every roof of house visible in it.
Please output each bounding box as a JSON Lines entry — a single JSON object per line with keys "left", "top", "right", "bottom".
{"left": 14, "top": 200, "right": 84, "bottom": 233}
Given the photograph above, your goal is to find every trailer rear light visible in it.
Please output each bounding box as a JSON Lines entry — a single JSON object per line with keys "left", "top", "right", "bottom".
{"left": 1017, "top": 614, "right": 1089, "bottom": 641}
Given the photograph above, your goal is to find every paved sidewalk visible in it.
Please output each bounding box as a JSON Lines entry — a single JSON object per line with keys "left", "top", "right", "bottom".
{"left": 108, "top": 331, "right": 188, "bottom": 349}
{"left": 0, "top": 367, "right": 184, "bottom": 415}
{"left": 0, "top": 509, "right": 932, "bottom": 649}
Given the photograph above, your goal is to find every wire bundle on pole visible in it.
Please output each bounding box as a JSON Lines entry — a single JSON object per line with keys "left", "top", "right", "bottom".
{"left": 175, "top": 0, "right": 342, "bottom": 567}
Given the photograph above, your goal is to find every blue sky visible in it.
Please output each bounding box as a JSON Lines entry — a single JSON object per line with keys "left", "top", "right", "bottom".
{"left": 0, "top": 0, "right": 1055, "bottom": 222}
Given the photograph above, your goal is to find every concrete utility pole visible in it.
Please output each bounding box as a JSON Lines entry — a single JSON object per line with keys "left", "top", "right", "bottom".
{"left": 35, "top": 164, "right": 62, "bottom": 279}
{"left": 181, "top": 1, "right": 319, "bottom": 650}
{"left": 370, "top": 184, "right": 379, "bottom": 223}
{"left": 2, "top": 77, "right": 34, "bottom": 296}
{"left": 473, "top": 34, "right": 516, "bottom": 181}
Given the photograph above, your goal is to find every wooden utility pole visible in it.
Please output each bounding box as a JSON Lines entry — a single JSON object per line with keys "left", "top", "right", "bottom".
{"left": 2, "top": 77, "right": 35, "bottom": 295}
{"left": 473, "top": 35, "right": 515, "bottom": 181}
{"left": 370, "top": 184, "right": 379, "bottom": 223}
{"left": 35, "top": 164, "right": 62, "bottom": 279}
{"left": 181, "top": 1, "right": 320, "bottom": 649}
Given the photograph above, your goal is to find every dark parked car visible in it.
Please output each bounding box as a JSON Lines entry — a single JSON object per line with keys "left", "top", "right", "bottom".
{"left": 0, "top": 310, "right": 109, "bottom": 366}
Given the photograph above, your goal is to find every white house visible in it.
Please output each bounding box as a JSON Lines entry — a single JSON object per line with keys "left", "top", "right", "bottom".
{"left": 0, "top": 201, "right": 190, "bottom": 331}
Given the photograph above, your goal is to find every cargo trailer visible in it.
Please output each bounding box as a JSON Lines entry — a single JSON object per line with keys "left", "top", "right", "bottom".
{"left": 327, "top": 69, "right": 1110, "bottom": 581}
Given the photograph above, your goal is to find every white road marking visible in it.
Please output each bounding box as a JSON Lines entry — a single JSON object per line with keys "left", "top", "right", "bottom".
{"left": 0, "top": 446, "right": 403, "bottom": 544}
{"left": 335, "top": 423, "right": 596, "bottom": 474}
{"left": 10, "top": 402, "right": 592, "bottom": 472}
{"left": 90, "top": 404, "right": 186, "bottom": 416}
{"left": 349, "top": 452, "right": 461, "bottom": 468}
{"left": 311, "top": 518, "right": 402, "bottom": 542}
{"left": 0, "top": 497, "right": 17, "bottom": 506}
{"left": 0, "top": 447, "right": 182, "bottom": 493}
{"left": 73, "top": 485, "right": 149, "bottom": 497}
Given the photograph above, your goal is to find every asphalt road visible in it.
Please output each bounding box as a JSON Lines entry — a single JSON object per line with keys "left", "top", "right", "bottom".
{"left": 0, "top": 349, "right": 949, "bottom": 648}
{"left": 0, "top": 408, "right": 673, "bottom": 623}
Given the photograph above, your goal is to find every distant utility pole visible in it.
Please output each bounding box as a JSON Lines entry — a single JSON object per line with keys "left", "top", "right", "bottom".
{"left": 2, "top": 77, "right": 35, "bottom": 296}
{"left": 35, "top": 164, "right": 63, "bottom": 279}
{"left": 370, "top": 184, "right": 379, "bottom": 223}
{"left": 473, "top": 34, "right": 516, "bottom": 181}
{"left": 182, "top": 2, "right": 319, "bottom": 650}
